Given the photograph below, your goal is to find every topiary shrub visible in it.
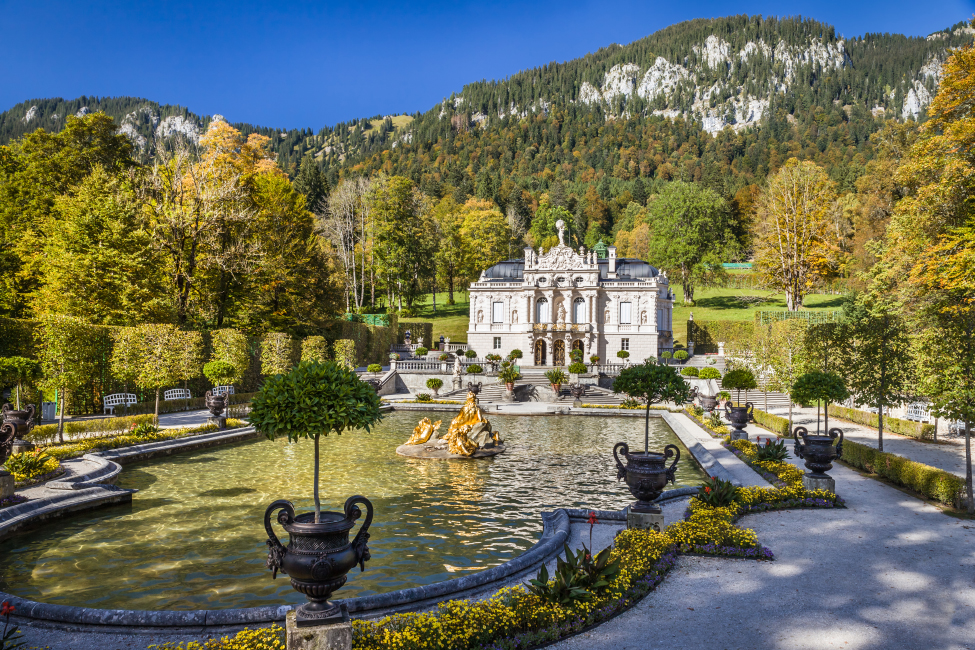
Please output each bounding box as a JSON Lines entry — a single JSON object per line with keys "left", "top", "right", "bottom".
{"left": 698, "top": 367, "right": 721, "bottom": 380}
{"left": 466, "top": 364, "right": 483, "bottom": 375}
{"left": 438, "top": 353, "right": 449, "bottom": 361}
{"left": 465, "top": 350, "right": 477, "bottom": 359}
{"left": 568, "top": 361, "right": 588, "bottom": 374}
{"left": 673, "top": 350, "right": 689, "bottom": 363}
{"left": 681, "top": 367, "right": 699, "bottom": 377}
{"left": 367, "top": 364, "right": 383, "bottom": 374}
{"left": 509, "top": 349, "right": 523, "bottom": 359}
{"left": 617, "top": 350, "right": 630, "bottom": 361}
{"left": 415, "top": 347, "right": 429, "bottom": 357}
{"left": 416, "top": 393, "right": 433, "bottom": 402}
{"left": 721, "top": 368, "right": 758, "bottom": 403}
{"left": 570, "top": 348, "right": 584, "bottom": 362}
{"left": 204, "top": 360, "right": 236, "bottom": 387}
{"left": 590, "top": 355, "right": 600, "bottom": 364}
{"left": 660, "top": 351, "right": 672, "bottom": 364}
{"left": 426, "top": 377, "right": 443, "bottom": 393}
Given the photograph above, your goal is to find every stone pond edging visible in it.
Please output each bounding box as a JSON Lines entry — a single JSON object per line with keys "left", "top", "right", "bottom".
{"left": 1, "top": 488, "right": 699, "bottom": 633}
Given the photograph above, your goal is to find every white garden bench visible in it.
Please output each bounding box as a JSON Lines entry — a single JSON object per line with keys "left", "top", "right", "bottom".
{"left": 103, "top": 393, "right": 137, "bottom": 415}
{"left": 164, "top": 388, "right": 192, "bottom": 401}
{"left": 904, "top": 402, "right": 931, "bottom": 423}
{"left": 212, "top": 385, "right": 235, "bottom": 397}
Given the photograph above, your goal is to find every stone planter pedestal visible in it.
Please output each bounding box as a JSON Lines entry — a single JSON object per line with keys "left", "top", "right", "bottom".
{"left": 626, "top": 509, "right": 663, "bottom": 532}
{"left": 802, "top": 474, "right": 835, "bottom": 493}
{"left": 0, "top": 471, "right": 13, "bottom": 499}
{"left": 207, "top": 416, "right": 227, "bottom": 429}
{"left": 286, "top": 608, "right": 351, "bottom": 650}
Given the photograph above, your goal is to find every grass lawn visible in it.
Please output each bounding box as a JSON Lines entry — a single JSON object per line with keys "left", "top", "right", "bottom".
{"left": 397, "top": 287, "right": 846, "bottom": 344}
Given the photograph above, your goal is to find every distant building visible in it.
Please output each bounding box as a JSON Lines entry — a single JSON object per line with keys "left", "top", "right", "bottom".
{"left": 466, "top": 220, "right": 674, "bottom": 366}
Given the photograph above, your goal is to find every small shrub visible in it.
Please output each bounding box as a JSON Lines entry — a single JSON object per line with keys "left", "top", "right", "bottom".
{"left": 621, "top": 397, "right": 641, "bottom": 408}
{"left": 438, "top": 353, "right": 449, "bottom": 361}
{"left": 465, "top": 349, "right": 477, "bottom": 359}
{"left": 617, "top": 350, "right": 630, "bottom": 360}
{"left": 660, "top": 351, "right": 672, "bottom": 360}
{"left": 673, "top": 350, "right": 689, "bottom": 362}
{"left": 509, "top": 349, "right": 523, "bottom": 359}
{"left": 690, "top": 404, "right": 704, "bottom": 417}
{"left": 131, "top": 422, "right": 162, "bottom": 440}
{"left": 526, "top": 543, "right": 620, "bottom": 605}
{"left": 366, "top": 364, "right": 383, "bottom": 373}
{"left": 755, "top": 438, "right": 789, "bottom": 461}
{"left": 426, "top": 378, "right": 443, "bottom": 391}
{"left": 568, "top": 361, "right": 588, "bottom": 374}
{"left": 708, "top": 411, "right": 723, "bottom": 429}
{"left": 545, "top": 368, "right": 568, "bottom": 386}
{"left": 695, "top": 476, "right": 738, "bottom": 508}
{"left": 570, "top": 348, "right": 584, "bottom": 362}
{"left": 203, "top": 360, "right": 236, "bottom": 387}
{"left": 698, "top": 367, "right": 721, "bottom": 380}
{"left": 3, "top": 449, "right": 59, "bottom": 482}
{"left": 717, "top": 391, "right": 731, "bottom": 402}
{"left": 589, "top": 355, "right": 600, "bottom": 364}
{"left": 416, "top": 393, "right": 433, "bottom": 402}
{"left": 921, "top": 424, "right": 936, "bottom": 440}
{"left": 388, "top": 352, "right": 401, "bottom": 361}
{"left": 681, "top": 367, "right": 699, "bottom": 377}
{"left": 466, "top": 364, "right": 483, "bottom": 374}
{"left": 414, "top": 347, "right": 429, "bottom": 357}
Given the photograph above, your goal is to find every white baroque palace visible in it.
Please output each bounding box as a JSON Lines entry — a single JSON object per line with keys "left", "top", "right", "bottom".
{"left": 467, "top": 220, "right": 675, "bottom": 366}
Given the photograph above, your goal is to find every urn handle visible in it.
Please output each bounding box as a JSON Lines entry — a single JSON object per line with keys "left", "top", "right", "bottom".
{"left": 24, "top": 404, "right": 36, "bottom": 432}
{"left": 829, "top": 427, "right": 844, "bottom": 458}
{"left": 345, "top": 495, "right": 374, "bottom": 572}
{"left": 263, "top": 499, "right": 295, "bottom": 579}
{"left": 792, "top": 426, "right": 808, "bottom": 459}
{"left": 745, "top": 402, "right": 754, "bottom": 420}
{"left": 663, "top": 444, "right": 681, "bottom": 484}
{"left": 613, "top": 442, "right": 629, "bottom": 482}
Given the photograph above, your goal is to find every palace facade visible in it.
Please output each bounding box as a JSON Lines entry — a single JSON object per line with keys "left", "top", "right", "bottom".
{"left": 466, "top": 223, "right": 674, "bottom": 367}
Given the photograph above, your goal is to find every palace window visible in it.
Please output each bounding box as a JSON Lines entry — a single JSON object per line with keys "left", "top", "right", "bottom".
{"left": 536, "top": 297, "right": 550, "bottom": 323}
{"left": 494, "top": 337, "right": 502, "bottom": 349}
{"left": 573, "top": 297, "right": 586, "bottom": 324}
{"left": 492, "top": 301, "right": 504, "bottom": 323}
{"left": 621, "top": 338, "right": 630, "bottom": 351}
{"left": 619, "top": 301, "right": 632, "bottom": 324}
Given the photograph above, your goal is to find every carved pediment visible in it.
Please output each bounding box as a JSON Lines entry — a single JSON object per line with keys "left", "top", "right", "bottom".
{"left": 537, "top": 245, "right": 585, "bottom": 271}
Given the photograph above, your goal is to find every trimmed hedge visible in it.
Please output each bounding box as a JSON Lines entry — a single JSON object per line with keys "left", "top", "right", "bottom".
{"left": 751, "top": 408, "right": 792, "bottom": 437}
{"left": 840, "top": 440, "right": 965, "bottom": 507}
{"left": 28, "top": 414, "right": 156, "bottom": 444}
{"left": 687, "top": 320, "right": 755, "bottom": 354}
{"left": 829, "top": 404, "right": 929, "bottom": 440}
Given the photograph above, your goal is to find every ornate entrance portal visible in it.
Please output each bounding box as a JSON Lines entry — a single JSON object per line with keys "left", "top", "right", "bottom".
{"left": 534, "top": 339, "right": 547, "bottom": 366}
{"left": 553, "top": 340, "right": 565, "bottom": 366}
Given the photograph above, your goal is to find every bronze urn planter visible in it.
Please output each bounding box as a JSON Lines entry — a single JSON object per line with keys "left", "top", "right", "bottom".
{"left": 265, "top": 495, "right": 374, "bottom": 626}
{"left": 1, "top": 403, "right": 36, "bottom": 456}
{"left": 698, "top": 394, "right": 718, "bottom": 412}
{"left": 724, "top": 402, "right": 754, "bottom": 440}
{"left": 613, "top": 442, "right": 680, "bottom": 514}
{"left": 793, "top": 426, "right": 843, "bottom": 492}
{"left": 204, "top": 391, "right": 226, "bottom": 428}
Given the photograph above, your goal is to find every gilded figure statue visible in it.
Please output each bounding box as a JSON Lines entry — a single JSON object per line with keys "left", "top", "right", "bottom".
{"left": 405, "top": 417, "right": 442, "bottom": 445}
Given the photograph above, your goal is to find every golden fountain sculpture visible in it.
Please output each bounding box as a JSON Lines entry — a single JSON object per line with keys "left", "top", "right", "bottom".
{"left": 404, "top": 389, "right": 502, "bottom": 457}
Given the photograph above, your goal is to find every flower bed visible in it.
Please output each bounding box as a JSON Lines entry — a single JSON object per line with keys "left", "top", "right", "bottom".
{"left": 579, "top": 404, "right": 676, "bottom": 411}
{"left": 0, "top": 494, "right": 29, "bottom": 510}
{"left": 38, "top": 419, "right": 247, "bottom": 462}
{"left": 399, "top": 399, "right": 463, "bottom": 405}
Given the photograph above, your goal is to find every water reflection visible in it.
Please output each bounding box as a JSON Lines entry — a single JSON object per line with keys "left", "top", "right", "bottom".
{"left": 0, "top": 411, "right": 702, "bottom": 610}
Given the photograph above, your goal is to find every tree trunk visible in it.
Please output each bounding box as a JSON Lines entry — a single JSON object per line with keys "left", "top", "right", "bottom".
{"left": 788, "top": 401, "right": 794, "bottom": 435}
{"left": 15, "top": 380, "right": 21, "bottom": 410}
{"left": 155, "top": 387, "right": 161, "bottom": 426}
{"left": 878, "top": 401, "right": 884, "bottom": 453}
{"left": 57, "top": 389, "right": 65, "bottom": 444}
{"left": 966, "top": 421, "right": 973, "bottom": 515}
{"left": 824, "top": 402, "right": 829, "bottom": 434}
{"left": 644, "top": 401, "right": 651, "bottom": 453}
{"left": 314, "top": 432, "right": 322, "bottom": 523}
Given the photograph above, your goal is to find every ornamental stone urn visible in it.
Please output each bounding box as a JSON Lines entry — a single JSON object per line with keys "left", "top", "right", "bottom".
{"left": 204, "top": 391, "right": 226, "bottom": 429}
{"left": 570, "top": 384, "right": 585, "bottom": 407}
{"left": 2, "top": 403, "right": 36, "bottom": 456}
{"left": 793, "top": 426, "right": 844, "bottom": 493}
{"left": 725, "top": 402, "right": 754, "bottom": 440}
{"left": 613, "top": 442, "right": 680, "bottom": 532}
{"left": 265, "top": 496, "right": 373, "bottom": 626}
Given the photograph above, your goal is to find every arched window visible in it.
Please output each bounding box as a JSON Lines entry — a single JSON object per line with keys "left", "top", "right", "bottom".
{"left": 536, "top": 297, "right": 550, "bottom": 323}
{"left": 573, "top": 297, "right": 586, "bottom": 324}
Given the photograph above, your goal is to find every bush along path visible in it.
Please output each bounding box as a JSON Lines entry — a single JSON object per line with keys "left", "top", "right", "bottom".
{"left": 159, "top": 443, "right": 844, "bottom": 650}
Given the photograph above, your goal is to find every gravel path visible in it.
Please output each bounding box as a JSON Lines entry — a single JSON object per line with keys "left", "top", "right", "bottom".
{"left": 552, "top": 455, "right": 975, "bottom": 650}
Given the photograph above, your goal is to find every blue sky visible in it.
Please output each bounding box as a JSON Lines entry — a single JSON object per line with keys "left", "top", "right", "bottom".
{"left": 1, "top": 0, "right": 972, "bottom": 129}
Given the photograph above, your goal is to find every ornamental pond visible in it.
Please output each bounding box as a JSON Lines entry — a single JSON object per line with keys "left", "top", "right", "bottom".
{"left": 0, "top": 411, "right": 703, "bottom": 610}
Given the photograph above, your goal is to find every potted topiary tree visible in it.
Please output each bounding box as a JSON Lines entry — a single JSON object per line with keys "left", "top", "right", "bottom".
{"left": 673, "top": 350, "right": 689, "bottom": 365}
{"left": 790, "top": 371, "right": 850, "bottom": 491}
{"left": 660, "top": 351, "right": 672, "bottom": 365}
{"left": 698, "top": 367, "right": 721, "bottom": 380}
{"left": 466, "top": 364, "right": 484, "bottom": 381}
{"left": 717, "top": 391, "right": 731, "bottom": 408}
{"left": 426, "top": 377, "right": 444, "bottom": 397}
{"left": 465, "top": 349, "right": 478, "bottom": 360}
{"left": 251, "top": 361, "right": 382, "bottom": 626}
{"left": 545, "top": 368, "right": 568, "bottom": 395}
{"left": 509, "top": 349, "right": 523, "bottom": 361}
{"left": 485, "top": 354, "right": 502, "bottom": 372}
{"left": 612, "top": 360, "right": 691, "bottom": 513}
{"left": 497, "top": 361, "right": 521, "bottom": 393}
{"left": 617, "top": 350, "right": 631, "bottom": 366}
{"left": 680, "top": 367, "right": 699, "bottom": 377}
{"left": 367, "top": 364, "right": 383, "bottom": 376}
{"left": 568, "top": 360, "right": 588, "bottom": 383}
{"left": 721, "top": 368, "right": 758, "bottom": 439}
{"left": 414, "top": 347, "right": 429, "bottom": 358}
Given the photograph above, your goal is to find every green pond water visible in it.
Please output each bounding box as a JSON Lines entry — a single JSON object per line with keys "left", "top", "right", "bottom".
{"left": 0, "top": 411, "right": 703, "bottom": 610}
